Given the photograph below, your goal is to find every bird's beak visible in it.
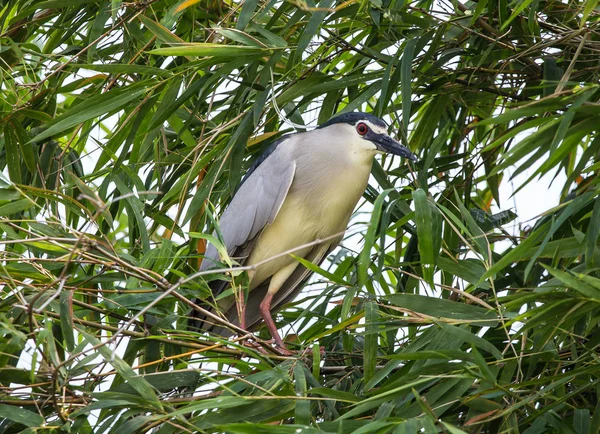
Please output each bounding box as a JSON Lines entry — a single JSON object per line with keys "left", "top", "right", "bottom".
{"left": 373, "top": 134, "right": 417, "bottom": 161}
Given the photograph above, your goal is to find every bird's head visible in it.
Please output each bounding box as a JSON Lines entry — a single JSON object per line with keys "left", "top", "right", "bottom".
{"left": 318, "top": 112, "right": 417, "bottom": 161}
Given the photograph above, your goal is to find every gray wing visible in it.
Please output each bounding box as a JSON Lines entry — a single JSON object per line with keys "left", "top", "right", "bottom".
{"left": 200, "top": 144, "right": 296, "bottom": 271}
{"left": 189, "top": 142, "right": 296, "bottom": 332}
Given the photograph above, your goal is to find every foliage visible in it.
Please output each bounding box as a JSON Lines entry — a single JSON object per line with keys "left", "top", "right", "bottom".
{"left": 1, "top": 0, "right": 600, "bottom": 432}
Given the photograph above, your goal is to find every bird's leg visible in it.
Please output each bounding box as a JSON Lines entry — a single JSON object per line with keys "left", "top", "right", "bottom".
{"left": 259, "top": 294, "right": 294, "bottom": 356}
{"left": 257, "top": 262, "right": 299, "bottom": 355}
{"left": 259, "top": 293, "right": 283, "bottom": 347}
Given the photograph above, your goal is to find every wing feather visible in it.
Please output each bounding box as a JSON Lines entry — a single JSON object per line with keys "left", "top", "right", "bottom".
{"left": 200, "top": 142, "right": 296, "bottom": 270}
{"left": 190, "top": 140, "right": 297, "bottom": 332}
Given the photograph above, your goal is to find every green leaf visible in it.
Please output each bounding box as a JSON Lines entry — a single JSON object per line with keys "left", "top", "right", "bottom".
{"left": 590, "top": 397, "right": 600, "bottom": 434}
{"left": 385, "top": 293, "right": 497, "bottom": 325}
{"left": 573, "top": 408, "right": 590, "bottom": 434}
{"left": 358, "top": 189, "right": 394, "bottom": 285}
{"left": 148, "top": 43, "right": 272, "bottom": 57}
{"left": 437, "top": 322, "right": 502, "bottom": 359}
{"left": 308, "top": 387, "right": 360, "bottom": 403}
{"left": 18, "top": 108, "right": 54, "bottom": 123}
{"left": 214, "top": 28, "right": 268, "bottom": 48}
{"left": 217, "top": 425, "right": 325, "bottom": 434}
{"left": 586, "top": 197, "right": 600, "bottom": 266}
{"left": 541, "top": 265, "right": 600, "bottom": 300}
{"left": 410, "top": 95, "right": 448, "bottom": 152}
{"left": 339, "top": 377, "right": 434, "bottom": 419}
{"left": 236, "top": 0, "right": 259, "bottom": 30}
{"left": 0, "top": 198, "right": 34, "bottom": 216}
{"left": 412, "top": 188, "right": 438, "bottom": 285}
{"left": 139, "top": 14, "right": 185, "bottom": 45}
{"left": 401, "top": 39, "right": 416, "bottom": 132}
{"left": 548, "top": 86, "right": 597, "bottom": 152}
{"left": 524, "top": 191, "right": 595, "bottom": 279}
{"left": 80, "top": 330, "right": 163, "bottom": 410}
{"left": 440, "top": 421, "right": 469, "bottom": 434}
{"left": 0, "top": 404, "right": 44, "bottom": 427}
{"left": 437, "top": 257, "right": 490, "bottom": 289}
{"left": 500, "top": 0, "right": 535, "bottom": 31}
{"left": 30, "top": 86, "right": 148, "bottom": 143}
{"left": 13, "top": 122, "right": 36, "bottom": 174}
{"left": 59, "top": 290, "right": 75, "bottom": 351}
{"left": 293, "top": 0, "right": 335, "bottom": 64}
{"left": 477, "top": 95, "right": 573, "bottom": 126}
{"left": 3, "top": 126, "right": 22, "bottom": 183}
{"left": 291, "top": 254, "right": 350, "bottom": 286}
{"left": 452, "top": 191, "right": 489, "bottom": 260}
{"left": 293, "top": 365, "right": 310, "bottom": 425}
{"left": 75, "top": 63, "right": 173, "bottom": 76}
{"left": 363, "top": 301, "right": 378, "bottom": 385}
{"left": 580, "top": 0, "right": 598, "bottom": 27}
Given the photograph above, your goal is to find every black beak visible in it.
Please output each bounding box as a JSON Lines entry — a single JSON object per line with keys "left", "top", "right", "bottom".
{"left": 373, "top": 134, "right": 417, "bottom": 161}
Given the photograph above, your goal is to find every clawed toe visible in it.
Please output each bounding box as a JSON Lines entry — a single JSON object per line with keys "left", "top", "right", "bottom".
{"left": 240, "top": 339, "right": 270, "bottom": 354}
{"left": 272, "top": 345, "right": 296, "bottom": 356}
{"left": 236, "top": 334, "right": 323, "bottom": 357}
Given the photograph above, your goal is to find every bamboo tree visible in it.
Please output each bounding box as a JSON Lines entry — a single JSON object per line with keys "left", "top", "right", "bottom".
{"left": 1, "top": 0, "right": 600, "bottom": 432}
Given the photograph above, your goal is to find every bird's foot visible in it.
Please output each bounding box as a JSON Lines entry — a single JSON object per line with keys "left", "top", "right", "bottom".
{"left": 272, "top": 344, "right": 296, "bottom": 356}
{"left": 238, "top": 335, "right": 322, "bottom": 357}
{"left": 240, "top": 339, "right": 271, "bottom": 354}
{"left": 246, "top": 337, "right": 296, "bottom": 356}
{"left": 272, "top": 344, "right": 326, "bottom": 357}
{"left": 237, "top": 336, "right": 292, "bottom": 355}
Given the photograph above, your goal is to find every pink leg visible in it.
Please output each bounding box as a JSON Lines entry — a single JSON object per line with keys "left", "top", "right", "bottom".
{"left": 259, "top": 293, "right": 286, "bottom": 349}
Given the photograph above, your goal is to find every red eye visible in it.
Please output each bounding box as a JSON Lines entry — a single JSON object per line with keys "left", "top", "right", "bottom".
{"left": 356, "top": 122, "right": 369, "bottom": 135}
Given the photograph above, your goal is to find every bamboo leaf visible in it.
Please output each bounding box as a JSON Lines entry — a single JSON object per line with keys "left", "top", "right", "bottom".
{"left": 385, "top": 293, "right": 497, "bottom": 325}
{"left": 59, "top": 290, "right": 75, "bottom": 352}
{"left": 293, "top": 0, "right": 335, "bottom": 64}
{"left": 436, "top": 323, "right": 502, "bottom": 359}
{"left": 80, "top": 331, "right": 163, "bottom": 410}
{"left": 358, "top": 189, "right": 394, "bottom": 285}
{"left": 3, "top": 126, "right": 21, "bottom": 183}
{"left": 363, "top": 301, "right": 378, "bottom": 385}
{"left": 75, "top": 63, "right": 173, "bottom": 76}
{"left": 412, "top": 188, "right": 437, "bottom": 286}
{"left": 293, "top": 365, "right": 310, "bottom": 425}
{"left": 139, "top": 14, "right": 185, "bottom": 45}
{"left": 148, "top": 43, "right": 272, "bottom": 57}
{"left": 0, "top": 198, "right": 34, "bottom": 216}
{"left": 401, "top": 39, "right": 416, "bottom": 132}
{"left": 30, "top": 86, "right": 148, "bottom": 143}
{"left": 586, "top": 195, "right": 600, "bottom": 267}
{"left": 541, "top": 265, "right": 600, "bottom": 300}
{"left": 500, "top": 0, "right": 535, "bottom": 31}
{"left": 0, "top": 404, "right": 44, "bottom": 427}
{"left": 580, "top": 0, "right": 598, "bottom": 27}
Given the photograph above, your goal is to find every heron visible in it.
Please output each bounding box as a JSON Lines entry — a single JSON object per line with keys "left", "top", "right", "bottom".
{"left": 191, "top": 111, "right": 416, "bottom": 353}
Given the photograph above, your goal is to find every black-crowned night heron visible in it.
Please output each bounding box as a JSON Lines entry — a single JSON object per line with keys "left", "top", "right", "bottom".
{"left": 191, "top": 112, "right": 416, "bottom": 352}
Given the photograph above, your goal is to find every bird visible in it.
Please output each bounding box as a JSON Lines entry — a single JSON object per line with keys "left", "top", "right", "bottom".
{"left": 191, "top": 111, "right": 416, "bottom": 352}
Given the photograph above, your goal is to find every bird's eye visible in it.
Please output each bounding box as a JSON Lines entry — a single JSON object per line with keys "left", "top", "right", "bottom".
{"left": 356, "top": 122, "right": 369, "bottom": 136}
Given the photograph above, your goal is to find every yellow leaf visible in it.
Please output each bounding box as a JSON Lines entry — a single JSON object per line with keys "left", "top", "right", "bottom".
{"left": 176, "top": 0, "right": 203, "bottom": 12}
{"left": 247, "top": 131, "right": 280, "bottom": 147}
